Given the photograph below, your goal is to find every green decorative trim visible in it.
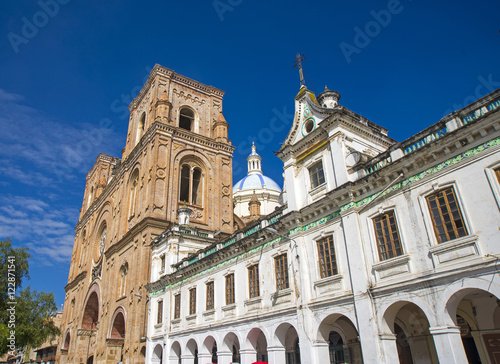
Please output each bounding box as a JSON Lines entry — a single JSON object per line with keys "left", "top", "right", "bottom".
{"left": 342, "top": 137, "right": 500, "bottom": 211}
{"left": 290, "top": 210, "right": 341, "bottom": 235}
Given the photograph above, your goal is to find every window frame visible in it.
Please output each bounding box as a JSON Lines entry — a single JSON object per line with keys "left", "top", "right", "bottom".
{"left": 425, "top": 186, "right": 468, "bottom": 244}
{"left": 274, "top": 254, "right": 290, "bottom": 291}
{"left": 156, "top": 300, "right": 163, "bottom": 324}
{"left": 316, "top": 235, "right": 338, "bottom": 278}
{"left": 372, "top": 210, "right": 404, "bottom": 261}
{"left": 173, "top": 294, "right": 181, "bottom": 320}
{"left": 189, "top": 288, "right": 196, "bottom": 315}
{"left": 484, "top": 162, "right": 500, "bottom": 212}
{"left": 308, "top": 160, "right": 326, "bottom": 189}
{"left": 248, "top": 264, "right": 260, "bottom": 299}
{"left": 225, "top": 273, "right": 235, "bottom": 305}
{"left": 159, "top": 254, "right": 165, "bottom": 275}
{"left": 179, "top": 107, "right": 195, "bottom": 131}
{"left": 178, "top": 162, "right": 204, "bottom": 207}
{"left": 206, "top": 281, "right": 214, "bottom": 311}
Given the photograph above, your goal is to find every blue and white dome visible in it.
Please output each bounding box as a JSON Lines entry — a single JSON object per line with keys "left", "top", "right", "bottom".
{"left": 234, "top": 173, "right": 281, "bottom": 192}
{"left": 233, "top": 143, "right": 281, "bottom": 193}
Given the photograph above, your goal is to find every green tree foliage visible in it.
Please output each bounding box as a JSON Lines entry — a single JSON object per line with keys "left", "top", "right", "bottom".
{"left": 0, "top": 239, "right": 60, "bottom": 356}
{"left": 0, "top": 238, "right": 29, "bottom": 306}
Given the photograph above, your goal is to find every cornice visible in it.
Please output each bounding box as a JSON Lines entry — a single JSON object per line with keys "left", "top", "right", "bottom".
{"left": 130, "top": 64, "right": 225, "bottom": 110}
{"left": 85, "top": 153, "right": 120, "bottom": 180}
{"left": 278, "top": 103, "right": 394, "bottom": 160}
{"left": 64, "top": 271, "right": 87, "bottom": 292}
{"left": 104, "top": 217, "right": 171, "bottom": 258}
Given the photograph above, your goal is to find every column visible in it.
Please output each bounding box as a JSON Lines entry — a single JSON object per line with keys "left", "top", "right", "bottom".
{"left": 429, "top": 326, "right": 468, "bottom": 363}
{"left": 379, "top": 334, "right": 400, "bottom": 364}
{"left": 180, "top": 354, "right": 195, "bottom": 364}
{"left": 168, "top": 355, "right": 179, "bottom": 364}
{"left": 197, "top": 352, "right": 212, "bottom": 364}
{"left": 239, "top": 348, "right": 257, "bottom": 364}
{"left": 217, "top": 350, "right": 233, "bottom": 364}
{"left": 267, "top": 345, "right": 286, "bottom": 364}
{"left": 407, "top": 336, "right": 431, "bottom": 363}
{"left": 312, "top": 342, "right": 330, "bottom": 363}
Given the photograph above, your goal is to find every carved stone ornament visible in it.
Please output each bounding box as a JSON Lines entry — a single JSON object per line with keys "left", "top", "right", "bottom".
{"left": 190, "top": 207, "right": 203, "bottom": 220}
{"left": 156, "top": 168, "right": 166, "bottom": 179}
{"left": 91, "top": 261, "right": 102, "bottom": 282}
{"left": 172, "top": 89, "right": 206, "bottom": 106}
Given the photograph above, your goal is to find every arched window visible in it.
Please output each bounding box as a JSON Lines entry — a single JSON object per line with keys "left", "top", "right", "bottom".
{"left": 179, "top": 164, "right": 204, "bottom": 206}
{"left": 136, "top": 112, "right": 146, "bottom": 145}
{"left": 88, "top": 186, "right": 94, "bottom": 208}
{"left": 94, "top": 222, "right": 107, "bottom": 262}
{"left": 119, "top": 263, "right": 128, "bottom": 297}
{"left": 128, "top": 170, "right": 139, "bottom": 218}
{"left": 69, "top": 298, "right": 75, "bottom": 322}
{"left": 179, "top": 108, "right": 194, "bottom": 131}
{"left": 79, "top": 230, "right": 86, "bottom": 268}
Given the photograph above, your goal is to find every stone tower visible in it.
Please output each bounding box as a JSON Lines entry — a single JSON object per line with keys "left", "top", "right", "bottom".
{"left": 57, "top": 64, "right": 235, "bottom": 364}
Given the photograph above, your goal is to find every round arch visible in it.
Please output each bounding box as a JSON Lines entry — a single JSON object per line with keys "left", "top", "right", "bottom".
{"left": 274, "top": 322, "right": 297, "bottom": 347}
{"left": 246, "top": 327, "right": 269, "bottom": 362}
{"left": 274, "top": 322, "right": 300, "bottom": 364}
{"left": 173, "top": 150, "right": 213, "bottom": 215}
{"left": 381, "top": 300, "right": 439, "bottom": 364}
{"left": 437, "top": 276, "right": 500, "bottom": 326}
{"left": 316, "top": 314, "right": 361, "bottom": 364}
{"left": 378, "top": 295, "right": 438, "bottom": 334}
{"left": 185, "top": 338, "right": 199, "bottom": 363}
{"left": 222, "top": 332, "right": 241, "bottom": 363}
{"left": 152, "top": 343, "right": 163, "bottom": 364}
{"left": 170, "top": 341, "right": 181, "bottom": 363}
{"left": 201, "top": 335, "right": 218, "bottom": 357}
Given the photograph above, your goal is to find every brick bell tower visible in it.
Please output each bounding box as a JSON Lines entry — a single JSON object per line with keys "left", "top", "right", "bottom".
{"left": 58, "top": 64, "right": 235, "bottom": 364}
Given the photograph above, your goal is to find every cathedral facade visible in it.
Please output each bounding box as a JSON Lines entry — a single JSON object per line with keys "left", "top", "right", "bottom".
{"left": 57, "top": 64, "right": 235, "bottom": 364}
{"left": 146, "top": 82, "right": 500, "bottom": 364}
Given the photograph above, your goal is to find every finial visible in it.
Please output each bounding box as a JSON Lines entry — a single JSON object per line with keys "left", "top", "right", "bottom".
{"left": 293, "top": 53, "right": 306, "bottom": 87}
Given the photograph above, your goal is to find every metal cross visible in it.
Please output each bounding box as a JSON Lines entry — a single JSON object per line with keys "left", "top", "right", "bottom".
{"left": 293, "top": 53, "right": 306, "bottom": 86}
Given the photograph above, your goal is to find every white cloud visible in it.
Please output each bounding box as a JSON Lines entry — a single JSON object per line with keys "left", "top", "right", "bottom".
{"left": 0, "top": 195, "right": 75, "bottom": 266}
{"left": 0, "top": 88, "right": 122, "bottom": 183}
{"left": 0, "top": 89, "right": 23, "bottom": 102}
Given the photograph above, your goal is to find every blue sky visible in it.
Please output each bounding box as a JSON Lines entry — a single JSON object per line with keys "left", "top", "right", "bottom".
{"left": 0, "top": 0, "right": 499, "bottom": 307}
